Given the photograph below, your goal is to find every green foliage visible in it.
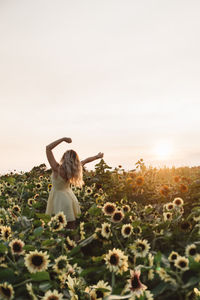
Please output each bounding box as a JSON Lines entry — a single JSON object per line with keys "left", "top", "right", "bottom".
{"left": 0, "top": 160, "right": 200, "bottom": 299}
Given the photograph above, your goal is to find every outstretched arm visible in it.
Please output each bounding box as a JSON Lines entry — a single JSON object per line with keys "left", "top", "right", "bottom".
{"left": 46, "top": 137, "right": 72, "bottom": 171}
{"left": 81, "top": 152, "right": 104, "bottom": 166}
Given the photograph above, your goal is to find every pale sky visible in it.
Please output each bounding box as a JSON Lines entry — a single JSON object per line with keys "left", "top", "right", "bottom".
{"left": 0, "top": 0, "right": 200, "bottom": 174}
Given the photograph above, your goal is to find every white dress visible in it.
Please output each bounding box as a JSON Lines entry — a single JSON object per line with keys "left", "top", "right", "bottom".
{"left": 45, "top": 172, "right": 81, "bottom": 222}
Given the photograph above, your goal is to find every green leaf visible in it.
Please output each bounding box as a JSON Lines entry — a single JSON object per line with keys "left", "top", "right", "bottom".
{"left": 6, "top": 177, "right": 16, "bottom": 184}
{"left": 152, "top": 282, "right": 168, "bottom": 296}
{"left": 36, "top": 213, "right": 51, "bottom": 222}
{"left": 88, "top": 204, "right": 101, "bottom": 216}
{"left": 39, "top": 281, "right": 52, "bottom": 292}
{"left": 33, "top": 226, "right": 44, "bottom": 237}
{"left": 42, "top": 239, "right": 56, "bottom": 247}
{"left": 31, "top": 271, "right": 50, "bottom": 282}
{"left": 68, "top": 245, "right": 81, "bottom": 256}
{"left": 23, "top": 245, "right": 35, "bottom": 251}
{"left": 154, "top": 251, "right": 162, "bottom": 265}
{"left": 0, "top": 243, "right": 7, "bottom": 253}
{"left": 0, "top": 269, "right": 16, "bottom": 283}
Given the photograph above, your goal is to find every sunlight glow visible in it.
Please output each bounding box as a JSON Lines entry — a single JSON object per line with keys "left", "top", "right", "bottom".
{"left": 153, "top": 140, "right": 173, "bottom": 160}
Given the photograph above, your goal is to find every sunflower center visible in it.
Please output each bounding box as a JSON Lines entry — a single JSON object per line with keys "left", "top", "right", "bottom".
{"left": 58, "top": 216, "right": 64, "bottom": 223}
{"left": 124, "top": 227, "right": 131, "bottom": 235}
{"left": 13, "top": 243, "right": 22, "bottom": 252}
{"left": 179, "top": 261, "right": 187, "bottom": 268}
{"left": 189, "top": 248, "right": 196, "bottom": 256}
{"left": 171, "top": 254, "right": 177, "bottom": 260}
{"left": 106, "top": 205, "right": 115, "bottom": 214}
{"left": 32, "top": 255, "right": 43, "bottom": 266}
{"left": 110, "top": 254, "right": 119, "bottom": 265}
{"left": 137, "top": 243, "right": 145, "bottom": 252}
{"left": 181, "top": 222, "right": 190, "bottom": 230}
{"left": 105, "top": 226, "right": 110, "bottom": 233}
{"left": 5, "top": 231, "right": 10, "bottom": 239}
{"left": 96, "top": 290, "right": 104, "bottom": 298}
{"left": 1, "top": 287, "right": 11, "bottom": 297}
{"left": 57, "top": 260, "right": 66, "bottom": 269}
{"left": 49, "top": 296, "right": 59, "bottom": 300}
{"left": 113, "top": 213, "right": 122, "bottom": 221}
{"left": 131, "top": 275, "right": 140, "bottom": 289}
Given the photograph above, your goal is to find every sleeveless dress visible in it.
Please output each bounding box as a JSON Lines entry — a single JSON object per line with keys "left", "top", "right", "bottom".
{"left": 45, "top": 172, "right": 81, "bottom": 222}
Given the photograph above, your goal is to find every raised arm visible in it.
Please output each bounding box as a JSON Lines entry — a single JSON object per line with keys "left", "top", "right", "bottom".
{"left": 46, "top": 137, "right": 72, "bottom": 171}
{"left": 81, "top": 152, "right": 104, "bottom": 166}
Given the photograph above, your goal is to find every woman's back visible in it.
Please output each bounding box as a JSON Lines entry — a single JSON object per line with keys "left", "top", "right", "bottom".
{"left": 46, "top": 172, "right": 81, "bottom": 222}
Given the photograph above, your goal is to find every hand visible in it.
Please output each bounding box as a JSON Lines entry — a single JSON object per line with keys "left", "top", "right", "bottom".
{"left": 97, "top": 152, "right": 104, "bottom": 159}
{"left": 64, "top": 137, "right": 72, "bottom": 143}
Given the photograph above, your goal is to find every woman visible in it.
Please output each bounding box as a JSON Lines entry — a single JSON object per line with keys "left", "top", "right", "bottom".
{"left": 45, "top": 137, "right": 103, "bottom": 229}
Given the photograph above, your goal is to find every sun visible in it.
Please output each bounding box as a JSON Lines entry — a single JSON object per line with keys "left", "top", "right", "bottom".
{"left": 153, "top": 140, "right": 173, "bottom": 160}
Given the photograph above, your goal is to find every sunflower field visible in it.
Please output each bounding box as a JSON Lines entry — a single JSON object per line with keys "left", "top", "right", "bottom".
{"left": 0, "top": 159, "right": 200, "bottom": 300}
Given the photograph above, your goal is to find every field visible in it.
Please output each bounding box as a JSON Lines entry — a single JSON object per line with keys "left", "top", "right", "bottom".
{"left": 0, "top": 159, "right": 200, "bottom": 300}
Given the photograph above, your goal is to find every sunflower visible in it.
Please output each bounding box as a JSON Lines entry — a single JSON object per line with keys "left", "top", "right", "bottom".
{"left": 104, "top": 248, "right": 128, "bottom": 275}
{"left": 163, "top": 212, "right": 173, "bottom": 222}
{"left": 185, "top": 244, "right": 197, "bottom": 257}
{"left": 156, "top": 268, "right": 176, "bottom": 285}
{"left": 194, "top": 288, "right": 200, "bottom": 296}
{"left": 165, "top": 202, "right": 175, "bottom": 211}
{"left": 173, "top": 176, "right": 180, "bottom": 183}
{"left": 12, "top": 205, "right": 21, "bottom": 214}
{"left": 26, "top": 283, "right": 37, "bottom": 300}
{"left": 102, "top": 202, "right": 116, "bottom": 216}
{"left": 24, "top": 250, "right": 50, "bottom": 273}
{"left": 5, "top": 182, "right": 11, "bottom": 188}
{"left": 28, "top": 198, "right": 36, "bottom": 206}
{"left": 9, "top": 239, "right": 25, "bottom": 255}
{"left": 174, "top": 256, "right": 189, "bottom": 271}
{"left": 168, "top": 251, "right": 179, "bottom": 262}
{"left": 160, "top": 185, "right": 170, "bottom": 197}
{"left": 121, "top": 224, "right": 133, "bottom": 238}
{"left": 35, "top": 182, "right": 42, "bottom": 190}
{"left": 42, "top": 289, "right": 63, "bottom": 300}
{"left": 136, "top": 176, "right": 144, "bottom": 186}
{"left": 130, "top": 239, "right": 150, "bottom": 258}
{"left": 1, "top": 226, "right": 12, "bottom": 241}
{"left": 101, "top": 223, "right": 112, "bottom": 239}
{"left": 180, "top": 220, "right": 192, "bottom": 232}
{"left": 148, "top": 253, "right": 154, "bottom": 267}
{"left": 53, "top": 255, "right": 69, "bottom": 274}
{"left": 180, "top": 184, "right": 188, "bottom": 193}
{"left": 94, "top": 193, "right": 100, "bottom": 199}
{"left": 132, "top": 226, "right": 142, "bottom": 235}
{"left": 122, "top": 205, "right": 131, "bottom": 213}
{"left": 127, "top": 270, "right": 147, "bottom": 295}
{"left": 55, "top": 212, "right": 67, "bottom": 227}
{"left": 85, "top": 186, "right": 93, "bottom": 196}
{"left": 34, "top": 193, "right": 40, "bottom": 199}
{"left": 0, "top": 282, "right": 15, "bottom": 300}
{"left": 90, "top": 280, "right": 112, "bottom": 299}
{"left": 48, "top": 184, "right": 52, "bottom": 191}
{"left": 64, "top": 236, "right": 77, "bottom": 252}
{"left": 194, "top": 254, "right": 200, "bottom": 263}
{"left": 173, "top": 197, "right": 184, "bottom": 207}
{"left": 48, "top": 216, "right": 64, "bottom": 232}
{"left": 111, "top": 210, "right": 124, "bottom": 223}
{"left": 126, "top": 177, "right": 133, "bottom": 184}
{"left": 193, "top": 214, "right": 200, "bottom": 222}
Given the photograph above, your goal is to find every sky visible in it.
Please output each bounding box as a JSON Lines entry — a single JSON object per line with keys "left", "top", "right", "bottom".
{"left": 0, "top": 0, "right": 200, "bottom": 174}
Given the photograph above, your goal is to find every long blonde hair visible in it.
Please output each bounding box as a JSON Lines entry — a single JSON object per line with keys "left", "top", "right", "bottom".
{"left": 59, "top": 149, "right": 84, "bottom": 188}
